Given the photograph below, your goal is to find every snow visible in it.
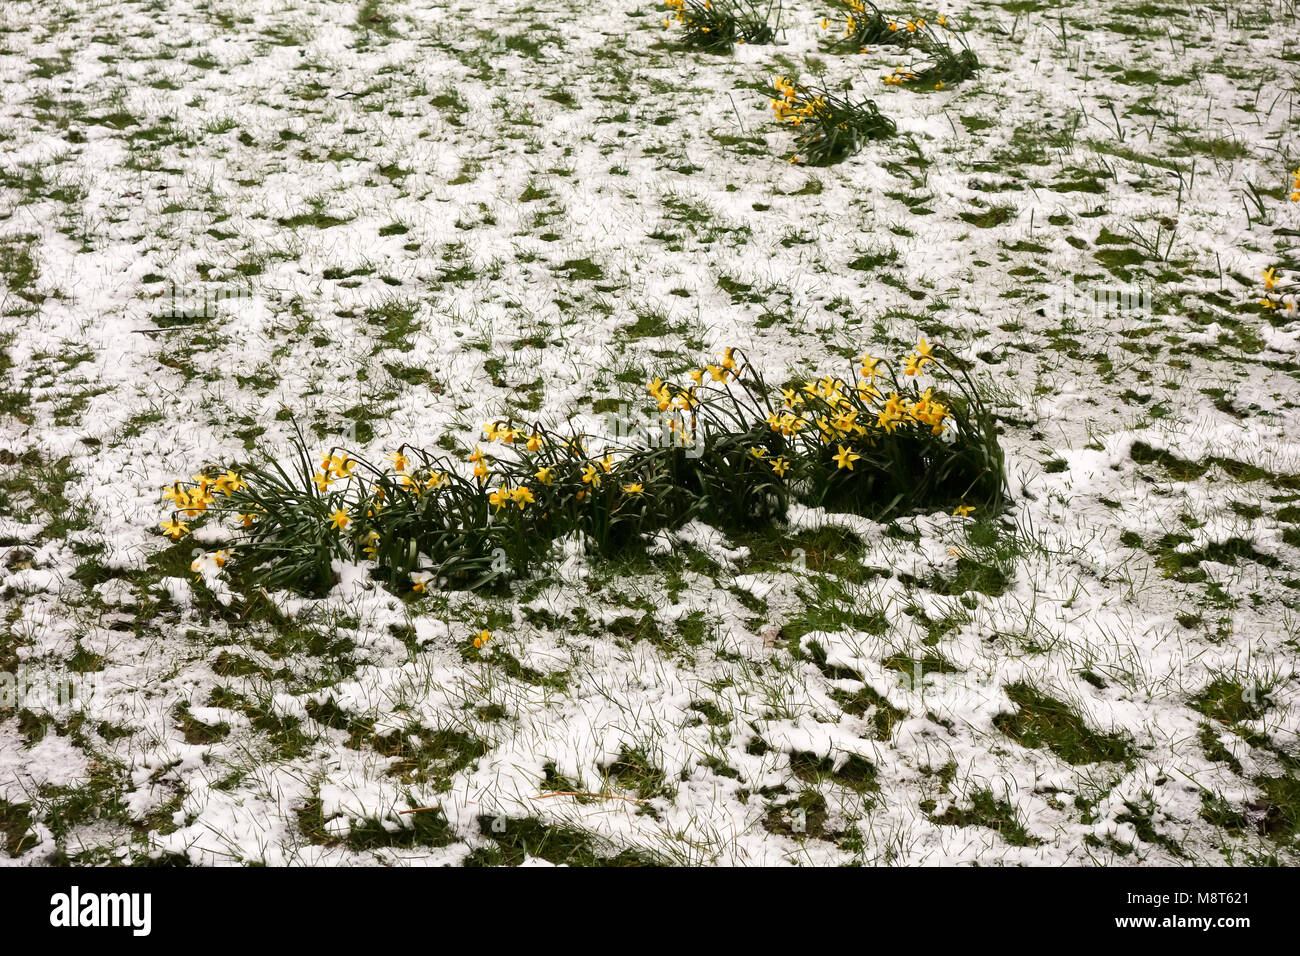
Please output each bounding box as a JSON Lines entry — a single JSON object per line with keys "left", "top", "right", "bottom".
{"left": 0, "top": 0, "right": 1297, "bottom": 866}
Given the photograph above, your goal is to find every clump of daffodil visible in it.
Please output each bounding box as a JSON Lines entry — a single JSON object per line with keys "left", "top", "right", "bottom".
{"left": 663, "top": 0, "right": 778, "bottom": 50}
{"left": 748, "top": 337, "right": 1002, "bottom": 514}
{"left": 822, "top": 0, "right": 934, "bottom": 50}
{"left": 875, "top": 14, "right": 979, "bottom": 90}
{"left": 818, "top": 2, "right": 970, "bottom": 87}
{"left": 770, "top": 75, "right": 895, "bottom": 165}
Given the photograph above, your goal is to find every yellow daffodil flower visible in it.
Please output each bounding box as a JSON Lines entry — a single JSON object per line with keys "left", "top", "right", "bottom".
{"left": 833, "top": 445, "right": 861, "bottom": 470}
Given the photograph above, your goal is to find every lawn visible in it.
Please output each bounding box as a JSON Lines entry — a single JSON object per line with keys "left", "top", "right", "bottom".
{"left": 0, "top": 0, "right": 1297, "bottom": 866}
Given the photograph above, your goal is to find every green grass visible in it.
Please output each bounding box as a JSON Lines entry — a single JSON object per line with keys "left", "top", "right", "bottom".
{"left": 469, "top": 816, "right": 665, "bottom": 866}
{"left": 994, "top": 683, "right": 1133, "bottom": 765}
{"left": 0, "top": 799, "right": 35, "bottom": 857}
{"left": 929, "top": 789, "right": 1039, "bottom": 846}
{"left": 790, "top": 751, "right": 879, "bottom": 793}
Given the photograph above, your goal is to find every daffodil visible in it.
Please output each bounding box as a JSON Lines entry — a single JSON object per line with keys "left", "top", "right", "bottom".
{"left": 535, "top": 466, "right": 553, "bottom": 485}
{"left": 833, "top": 445, "right": 861, "bottom": 470}
{"left": 328, "top": 508, "right": 350, "bottom": 530}
{"left": 953, "top": 504, "right": 975, "bottom": 518}
{"left": 160, "top": 518, "right": 189, "bottom": 539}
{"left": 878, "top": 393, "right": 906, "bottom": 431}
{"left": 214, "top": 470, "right": 244, "bottom": 495}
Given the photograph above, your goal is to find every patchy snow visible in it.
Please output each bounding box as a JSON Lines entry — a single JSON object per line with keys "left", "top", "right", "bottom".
{"left": 0, "top": 0, "right": 1298, "bottom": 866}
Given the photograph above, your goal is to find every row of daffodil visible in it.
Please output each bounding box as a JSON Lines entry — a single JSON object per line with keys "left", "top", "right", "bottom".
{"left": 159, "top": 341, "right": 1003, "bottom": 593}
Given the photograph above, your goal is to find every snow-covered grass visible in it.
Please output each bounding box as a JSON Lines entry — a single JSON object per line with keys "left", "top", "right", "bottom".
{"left": 1, "top": 0, "right": 1299, "bottom": 866}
